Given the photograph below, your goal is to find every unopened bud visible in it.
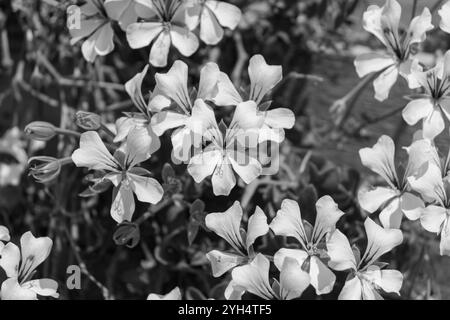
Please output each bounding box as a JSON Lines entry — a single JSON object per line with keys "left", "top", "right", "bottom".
{"left": 28, "top": 156, "right": 62, "bottom": 183}
{"left": 113, "top": 221, "right": 140, "bottom": 248}
{"left": 24, "top": 122, "right": 56, "bottom": 141}
{"left": 75, "top": 111, "right": 102, "bottom": 130}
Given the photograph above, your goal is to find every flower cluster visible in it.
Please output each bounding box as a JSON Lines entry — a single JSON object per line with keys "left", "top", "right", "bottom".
{"left": 203, "top": 198, "right": 403, "bottom": 300}
{"left": 68, "top": 0, "right": 241, "bottom": 66}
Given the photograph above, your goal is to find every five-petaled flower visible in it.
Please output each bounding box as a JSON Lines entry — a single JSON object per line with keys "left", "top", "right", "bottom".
{"left": 402, "top": 51, "right": 450, "bottom": 140}
{"left": 355, "top": 0, "right": 433, "bottom": 101}
{"left": 0, "top": 231, "right": 59, "bottom": 300}
{"left": 126, "top": 0, "right": 199, "bottom": 67}
{"left": 184, "top": 0, "right": 242, "bottom": 45}
{"left": 327, "top": 218, "right": 403, "bottom": 300}
{"left": 358, "top": 135, "right": 425, "bottom": 229}
{"left": 269, "top": 196, "right": 345, "bottom": 295}
{"left": 205, "top": 201, "right": 269, "bottom": 278}
{"left": 72, "top": 131, "right": 164, "bottom": 223}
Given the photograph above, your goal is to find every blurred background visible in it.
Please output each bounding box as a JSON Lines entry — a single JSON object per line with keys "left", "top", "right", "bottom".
{"left": 0, "top": 0, "right": 449, "bottom": 300}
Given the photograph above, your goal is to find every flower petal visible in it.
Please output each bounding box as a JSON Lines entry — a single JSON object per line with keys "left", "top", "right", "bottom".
{"left": 359, "top": 135, "right": 398, "bottom": 187}
{"left": 199, "top": 6, "right": 224, "bottom": 45}
{"left": 326, "top": 229, "right": 357, "bottom": 271}
{"left": 311, "top": 195, "right": 345, "bottom": 244}
{"left": 128, "top": 173, "right": 163, "bottom": 204}
{"left": 149, "top": 31, "right": 171, "bottom": 67}
{"left": 246, "top": 206, "right": 269, "bottom": 250}
{"left": 420, "top": 205, "right": 447, "bottom": 233}
{"left": 309, "top": 255, "right": 336, "bottom": 295}
{"left": 363, "top": 265, "right": 403, "bottom": 295}
{"left": 231, "top": 254, "right": 276, "bottom": 300}
{"left": 23, "top": 279, "right": 59, "bottom": 298}
{"left": 205, "top": 1, "right": 242, "bottom": 29}
{"left": 373, "top": 65, "right": 399, "bottom": 102}
{"left": 155, "top": 60, "right": 191, "bottom": 110}
{"left": 338, "top": 275, "right": 362, "bottom": 300}
{"left": 126, "top": 22, "right": 163, "bottom": 49}
{"left": 212, "top": 72, "right": 243, "bottom": 106}
{"left": 20, "top": 232, "right": 53, "bottom": 280}
{"left": 170, "top": 26, "right": 199, "bottom": 57}
{"left": 361, "top": 218, "right": 403, "bottom": 267}
{"left": 400, "top": 192, "right": 424, "bottom": 221}
{"left": 439, "top": 1, "right": 450, "bottom": 34}
{"left": 198, "top": 62, "right": 220, "bottom": 100}
{"left": 269, "top": 199, "right": 308, "bottom": 245}
{"left": 378, "top": 196, "right": 402, "bottom": 229}
{"left": 406, "top": 7, "right": 433, "bottom": 45}
{"left": 188, "top": 149, "right": 222, "bottom": 182}
{"left": 402, "top": 98, "right": 434, "bottom": 125}
{"left": 354, "top": 52, "right": 396, "bottom": 78}
{"left": 72, "top": 131, "right": 119, "bottom": 172}
{"left": 279, "top": 257, "right": 310, "bottom": 300}
{"left": 248, "top": 55, "right": 282, "bottom": 104}
{"left": 0, "top": 278, "right": 37, "bottom": 300}
{"left": 0, "top": 225, "right": 10, "bottom": 242}
{"left": 0, "top": 242, "right": 20, "bottom": 278}
{"left": 205, "top": 201, "right": 245, "bottom": 253}
{"left": 408, "top": 163, "right": 446, "bottom": 204}
{"left": 111, "top": 184, "right": 135, "bottom": 223}
{"left": 422, "top": 108, "right": 445, "bottom": 140}
{"left": 206, "top": 250, "right": 246, "bottom": 277}
{"left": 358, "top": 187, "right": 398, "bottom": 214}
{"left": 211, "top": 158, "right": 237, "bottom": 196}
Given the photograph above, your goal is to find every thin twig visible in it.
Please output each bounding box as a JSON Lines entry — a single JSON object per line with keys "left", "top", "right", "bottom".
{"left": 64, "top": 227, "right": 114, "bottom": 300}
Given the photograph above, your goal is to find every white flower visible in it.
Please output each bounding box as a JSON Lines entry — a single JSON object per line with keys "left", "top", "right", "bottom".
{"left": 187, "top": 105, "right": 263, "bottom": 196}
{"left": 269, "top": 196, "right": 345, "bottom": 295}
{"left": 213, "top": 54, "right": 295, "bottom": 143}
{"left": 72, "top": 131, "right": 164, "bottom": 222}
{"left": 68, "top": 0, "right": 115, "bottom": 62}
{"left": 126, "top": 0, "right": 199, "bottom": 67}
{"left": 184, "top": 0, "right": 242, "bottom": 45}
{"left": 147, "top": 287, "right": 181, "bottom": 300}
{"left": 150, "top": 60, "right": 220, "bottom": 162}
{"left": 407, "top": 161, "right": 450, "bottom": 256}
{"left": 327, "top": 218, "right": 403, "bottom": 300}
{"left": 229, "top": 253, "right": 310, "bottom": 300}
{"left": 0, "top": 231, "right": 59, "bottom": 300}
{"left": 439, "top": 1, "right": 450, "bottom": 33}
{"left": 355, "top": 0, "right": 433, "bottom": 101}
{"left": 402, "top": 51, "right": 450, "bottom": 140}
{"left": 205, "top": 201, "right": 269, "bottom": 277}
{"left": 358, "top": 135, "right": 425, "bottom": 228}
{"left": 0, "top": 127, "right": 28, "bottom": 187}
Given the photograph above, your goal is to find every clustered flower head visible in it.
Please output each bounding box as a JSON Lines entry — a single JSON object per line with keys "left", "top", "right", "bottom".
{"left": 67, "top": 0, "right": 242, "bottom": 66}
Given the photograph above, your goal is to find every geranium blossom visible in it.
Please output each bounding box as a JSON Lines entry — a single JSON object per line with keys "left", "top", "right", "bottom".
{"left": 269, "top": 196, "right": 345, "bottom": 295}
{"left": 402, "top": 51, "right": 450, "bottom": 140}
{"left": 327, "top": 218, "right": 403, "bottom": 300}
{"left": 126, "top": 0, "right": 199, "bottom": 67}
{"left": 187, "top": 107, "right": 263, "bottom": 196}
{"left": 358, "top": 135, "right": 425, "bottom": 228}
{"left": 150, "top": 60, "right": 220, "bottom": 163}
{"left": 68, "top": 0, "right": 116, "bottom": 62}
{"left": 229, "top": 253, "right": 310, "bottom": 300}
{"left": 184, "top": 0, "right": 242, "bottom": 45}
{"left": 355, "top": 0, "right": 433, "bottom": 101}
{"left": 0, "top": 231, "right": 59, "bottom": 300}
{"left": 213, "top": 54, "right": 295, "bottom": 143}
{"left": 205, "top": 201, "right": 269, "bottom": 277}
{"left": 72, "top": 131, "right": 164, "bottom": 222}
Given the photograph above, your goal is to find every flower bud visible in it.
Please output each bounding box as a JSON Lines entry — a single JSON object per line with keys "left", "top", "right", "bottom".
{"left": 28, "top": 156, "right": 62, "bottom": 183}
{"left": 113, "top": 221, "right": 140, "bottom": 248}
{"left": 24, "top": 122, "right": 56, "bottom": 141}
{"left": 75, "top": 111, "right": 102, "bottom": 130}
